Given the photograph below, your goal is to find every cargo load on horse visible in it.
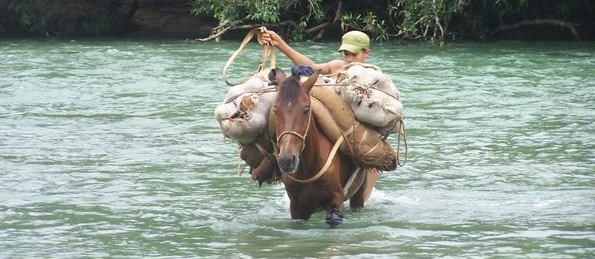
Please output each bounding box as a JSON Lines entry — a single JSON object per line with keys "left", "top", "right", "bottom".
{"left": 214, "top": 28, "right": 406, "bottom": 181}
{"left": 213, "top": 27, "right": 407, "bottom": 225}
{"left": 214, "top": 73, "right": 276, "bottom": 144}
{"left": 335, "top": 62, "right": 404, "bottom": 136}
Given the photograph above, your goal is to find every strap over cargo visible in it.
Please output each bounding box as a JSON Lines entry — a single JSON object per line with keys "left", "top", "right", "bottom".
{"left": 268, "top": 85, "right": 398, "bottom": 171}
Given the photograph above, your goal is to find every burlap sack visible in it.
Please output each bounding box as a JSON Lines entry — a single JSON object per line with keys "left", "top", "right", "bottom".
{"left": 239, "top": 131, "right": 280, "bottom": 185}
{"left": 310, "top": 86, "right": 397, "bottom": 171}
{"left": 335, "top": 63, "right": 403, "bottom": 133}
{"left": 214, "top": 74, "right": 277, "bottom": 144}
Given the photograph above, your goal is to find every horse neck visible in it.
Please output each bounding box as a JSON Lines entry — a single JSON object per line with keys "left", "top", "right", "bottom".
{"left": 299, "top": 119, "right": 333, "bottom": 175}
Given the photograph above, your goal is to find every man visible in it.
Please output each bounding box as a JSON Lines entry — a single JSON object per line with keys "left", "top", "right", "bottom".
{"left": 262, "top": 28, "right": 378, "bottom": 201}
{"left": 262, "top": 29, "right": 372, "bottom": 76}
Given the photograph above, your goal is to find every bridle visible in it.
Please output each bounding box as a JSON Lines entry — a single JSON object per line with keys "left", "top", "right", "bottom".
{"left": 274, "top": 104, "right": 344, "bottom": 184}
{"left": 275, "top": 107, "right": 312, "bottom": 155}
{"left": 272, "top": 78, "right": 343, "bottom": 184}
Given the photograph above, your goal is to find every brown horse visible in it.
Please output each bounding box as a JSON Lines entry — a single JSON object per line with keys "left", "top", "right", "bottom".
{"left": 270, "top": 68, "right": 377, "bottom": 227}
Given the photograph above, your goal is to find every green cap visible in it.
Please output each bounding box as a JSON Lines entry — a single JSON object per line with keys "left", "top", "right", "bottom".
{"left": 338, "top": 31, "right": 370, "bottom": 53}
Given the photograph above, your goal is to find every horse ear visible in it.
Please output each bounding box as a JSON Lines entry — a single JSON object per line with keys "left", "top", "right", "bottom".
{"left": 273, "top": 68, "right": 286, "bottom": 91}
{"left": 302, "top": 69, "right": 320, "bottom": 92}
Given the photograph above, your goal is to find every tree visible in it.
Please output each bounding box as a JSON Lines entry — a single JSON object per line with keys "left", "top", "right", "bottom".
{"left": 190, "top": 0, "right": 464, "bottom": 43}
{"left": 191, "top": 0, "right": 595, "bottom": 43}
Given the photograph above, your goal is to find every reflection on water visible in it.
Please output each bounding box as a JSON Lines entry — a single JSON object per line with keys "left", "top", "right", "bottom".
{"left": 1, "top": 39, "right": 594, "bottom": 258}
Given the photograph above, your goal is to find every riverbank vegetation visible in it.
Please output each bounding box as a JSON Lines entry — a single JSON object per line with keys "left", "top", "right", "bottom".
{"left": 1, "top": 0, "right": 593, "bottom": 42}
{"left": 191, "top": 0, "right": 594, "bottom": 43}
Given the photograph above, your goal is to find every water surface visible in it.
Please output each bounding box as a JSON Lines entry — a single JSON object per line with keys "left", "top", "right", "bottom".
{"left": 1, "top": 39, "right": 594, "bottom": 258}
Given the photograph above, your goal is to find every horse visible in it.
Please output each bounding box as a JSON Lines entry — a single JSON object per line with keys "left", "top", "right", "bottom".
{"left": 270, "top": 68, "right": 377, "bottom": 227}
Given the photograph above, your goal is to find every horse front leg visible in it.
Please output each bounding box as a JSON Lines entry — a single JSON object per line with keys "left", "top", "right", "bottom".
{"left": 289, "top": 201, "right": 312, "bottom": 220}
{"left": 325, "top": 193, "right": 344, "bottom": 227}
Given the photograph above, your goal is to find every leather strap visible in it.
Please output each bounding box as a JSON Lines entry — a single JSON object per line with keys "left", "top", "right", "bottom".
{"left": 222, "top": 27, "right": 276, "bottom": 86}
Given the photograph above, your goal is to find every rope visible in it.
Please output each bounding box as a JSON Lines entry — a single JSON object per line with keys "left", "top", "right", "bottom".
{"left": 222, "top": 27, "right": 276, "bottom": 86}
{"left": 223, "top": 86, "right": 277, "bottom": 104}
{"left": 395, "top": 118, "right": 408, "bottom": 167}
{"left": 254, "top": 141, "right": 276, "bottom": 168}
{"left": 285, "top": 135, "right": 345, "bottom": 184}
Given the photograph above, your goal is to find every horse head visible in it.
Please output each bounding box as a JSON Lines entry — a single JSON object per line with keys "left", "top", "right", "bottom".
{"left": 272, "top": 68, "right": 319, "bottom": 174}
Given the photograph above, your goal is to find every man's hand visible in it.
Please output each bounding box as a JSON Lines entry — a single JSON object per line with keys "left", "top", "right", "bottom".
{"left": 261, "top": 28, "right": 285, "bottom": 47}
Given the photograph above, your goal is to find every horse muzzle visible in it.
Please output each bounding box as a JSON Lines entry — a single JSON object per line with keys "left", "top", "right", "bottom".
{"left": 276, "top": 153, "right": 300, "bottom": 174}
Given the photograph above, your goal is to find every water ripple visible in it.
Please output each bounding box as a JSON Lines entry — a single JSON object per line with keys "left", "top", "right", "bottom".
{"left": 1, "top": 40, "right": 594, "bottom": 258}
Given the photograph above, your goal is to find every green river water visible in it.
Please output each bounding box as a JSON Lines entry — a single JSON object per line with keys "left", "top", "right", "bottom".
{"left": 1, "top": 39, "right": 594, "bottom": 258}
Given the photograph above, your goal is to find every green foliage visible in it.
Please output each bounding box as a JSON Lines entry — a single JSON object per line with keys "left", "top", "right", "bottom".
{"left": 191, "top": 0, "right": 298, "bottom": 26}
{"left": 342, "top": 12, "right": 388, "bottom": 41}
{"left": 191, "top": 0, "right": 326, "bottom": 39}
{"left": 7, "top": 0, "right": 41, "bottom": 32}
{"left": 4, "top": 0, "right": 592, "bottom": 40}
{"left": 191, "top": 0, "right": 468, "bottom": 42}
{"left": 387, "top": 0, "right": 465, "bottom": 43}
{"left": 191, "top": 0, "right": 594, "bottom": 42}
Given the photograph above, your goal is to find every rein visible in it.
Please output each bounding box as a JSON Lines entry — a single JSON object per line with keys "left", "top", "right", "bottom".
{"left": 284, "top": 136, "right": 344, "bottom": 184}
{"left": 276, "top": 109, "right": 343, "bottom": 184}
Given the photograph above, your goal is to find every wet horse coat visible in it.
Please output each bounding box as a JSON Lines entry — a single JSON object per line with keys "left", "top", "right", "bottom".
{"left": 271, "top": 68, "right": 375, "bottom": 226}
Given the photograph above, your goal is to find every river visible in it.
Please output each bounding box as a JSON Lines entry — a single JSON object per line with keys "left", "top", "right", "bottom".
{"left": 1, "top": 39, "right": 594, "bottom": 258}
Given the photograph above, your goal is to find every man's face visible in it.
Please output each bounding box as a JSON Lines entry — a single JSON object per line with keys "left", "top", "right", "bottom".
{"left": 341, "top": 49, "right": 370, "bottom": 64}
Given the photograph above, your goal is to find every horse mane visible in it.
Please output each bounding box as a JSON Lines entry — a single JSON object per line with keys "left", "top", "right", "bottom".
{"left": 278, "top": 76, "right": 302, "bottom": 102}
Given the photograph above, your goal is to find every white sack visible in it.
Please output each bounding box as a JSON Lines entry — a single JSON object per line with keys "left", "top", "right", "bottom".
{"left": 214, "top": 75, "right": 277, "bottom": 144}
{"left": 335, "top": 63, "right": 403, "bottom": 132}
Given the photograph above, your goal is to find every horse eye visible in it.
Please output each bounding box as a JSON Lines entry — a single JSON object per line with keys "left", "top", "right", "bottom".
{"left": 303, "top": 105, "right": 310, "bottom": 114}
